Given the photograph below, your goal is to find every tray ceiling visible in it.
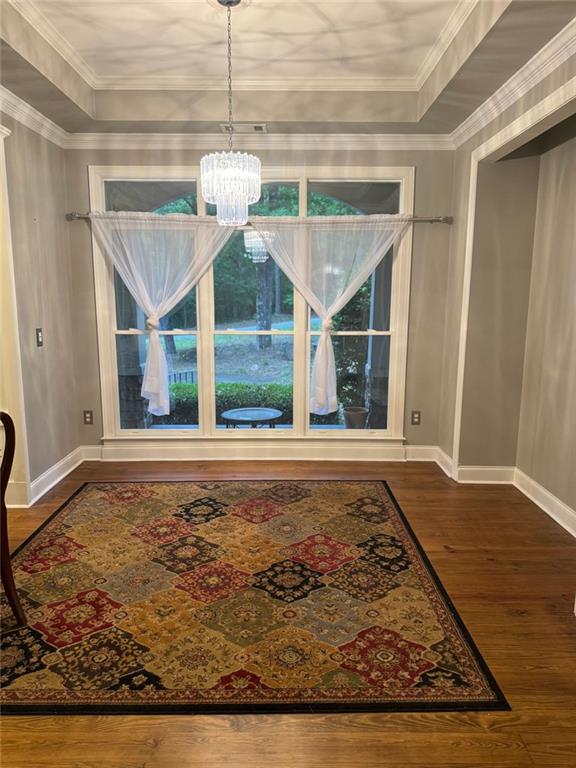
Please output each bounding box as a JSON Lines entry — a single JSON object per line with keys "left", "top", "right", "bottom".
{"left": 8, "top": 0, "right": 468, "bottom": 90}
{"left": 1, "top": 0, "right": 575, "bottom": 136}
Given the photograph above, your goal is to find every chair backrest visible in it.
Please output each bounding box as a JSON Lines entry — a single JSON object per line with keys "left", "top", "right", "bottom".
{"left": 1, "top": 411, "right": 16, "bottom": 505}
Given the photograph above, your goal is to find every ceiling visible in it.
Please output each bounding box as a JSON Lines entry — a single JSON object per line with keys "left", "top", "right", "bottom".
{"left": 18, "top": 0, "right": 464, "bottom": 90}
{"left": 1, "top": 0, "right": 575, "bottom": 136}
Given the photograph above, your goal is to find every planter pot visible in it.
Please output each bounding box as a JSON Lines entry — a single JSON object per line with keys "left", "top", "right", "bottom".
{"left": 343, "top": 406, "right": 369, "bottom": 429}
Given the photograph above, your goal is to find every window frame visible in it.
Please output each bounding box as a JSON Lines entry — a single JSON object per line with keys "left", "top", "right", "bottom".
{"left": 89, "top": 165, "right": 414, "bottom": 443}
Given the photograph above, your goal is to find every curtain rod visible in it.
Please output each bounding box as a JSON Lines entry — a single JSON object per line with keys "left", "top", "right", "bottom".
{"left": 65, "top": 213, "right": 453, "bottom": 225}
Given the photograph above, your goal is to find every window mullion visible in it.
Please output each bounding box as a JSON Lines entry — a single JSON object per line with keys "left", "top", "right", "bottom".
{"left": 196, "top": 245, "right": 216, "bottom": 438}
{"left": 291, "top": 175, "right": 308, "bottom": 436}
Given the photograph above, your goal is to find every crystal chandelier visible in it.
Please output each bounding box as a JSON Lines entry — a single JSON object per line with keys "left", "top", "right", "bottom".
{"left": 201, "top": 0, "right": 261, "bottom": 226}
{"left": 244, "top": 229, "right": 269, "bottom": 263}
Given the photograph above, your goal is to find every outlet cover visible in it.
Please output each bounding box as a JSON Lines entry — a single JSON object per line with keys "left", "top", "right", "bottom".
{"left": 83, "top": 410, "right": 93, "bottom": 425}
{"left": 411, "top": 410, "right": 421, "bottom": 426}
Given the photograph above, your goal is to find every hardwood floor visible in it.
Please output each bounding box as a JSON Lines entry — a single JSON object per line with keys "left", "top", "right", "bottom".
{"left": 2, "top": 461, "right": 576, "bottom": 768}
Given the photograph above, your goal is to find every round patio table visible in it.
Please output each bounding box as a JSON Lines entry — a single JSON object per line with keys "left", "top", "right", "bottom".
{"left": 221, "top": 407, "right": 283, "bottom": 429}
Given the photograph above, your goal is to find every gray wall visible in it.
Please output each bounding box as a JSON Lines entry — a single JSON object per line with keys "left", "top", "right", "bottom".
{"left": 459, "top": 157, "right": 540, "bottom": 466}
{"left": 2, "top": 116, "right": 81, "bottom": 480}
{"left": 437, "top": 52, "right": 576, "bottom": 459}
{"left": 517, "top": 137, "right": 576, "bottom": 510}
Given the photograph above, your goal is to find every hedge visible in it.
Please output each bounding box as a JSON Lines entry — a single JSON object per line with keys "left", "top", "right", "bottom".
{"left": 152, "top": 382, "right": 342, "bottom": 426}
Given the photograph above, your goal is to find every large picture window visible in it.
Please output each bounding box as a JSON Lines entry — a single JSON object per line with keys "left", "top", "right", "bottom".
{"left": 91, "top": 167, "right": 413, "bottom": 443}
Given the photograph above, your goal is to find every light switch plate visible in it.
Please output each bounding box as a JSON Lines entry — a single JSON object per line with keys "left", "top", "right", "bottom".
{"left": 35, "top": 328, "right": 43, "bottom": 347}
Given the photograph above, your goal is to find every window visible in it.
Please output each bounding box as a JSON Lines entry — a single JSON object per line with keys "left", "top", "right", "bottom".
{"left": 91, "top": 167, "right": 413, "bottom": 442}
{"left": 212, "top": 183, "right": 297, "bottom": 429}
{"left": 105, "top": 180, "right": 199, "bottom": 430}
{"left": 307, "top": 182, "right": 398, "bottom": 431}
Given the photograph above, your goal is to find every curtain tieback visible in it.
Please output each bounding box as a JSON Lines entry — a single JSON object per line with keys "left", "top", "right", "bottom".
{"left": 147, "top": 315, "right": 160, "bottom": 331}
{"left": 321, "top": 318, "right": 333, "bottom": 333}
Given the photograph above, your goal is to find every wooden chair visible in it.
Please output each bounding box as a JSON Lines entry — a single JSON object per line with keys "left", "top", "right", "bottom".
{"left": 1, "top": 411, "right": 26, "bottom": 625}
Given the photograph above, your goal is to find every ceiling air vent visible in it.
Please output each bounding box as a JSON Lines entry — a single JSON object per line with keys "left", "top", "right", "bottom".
{"left": 219, "top": 123, "right": 267, "bottom": 134}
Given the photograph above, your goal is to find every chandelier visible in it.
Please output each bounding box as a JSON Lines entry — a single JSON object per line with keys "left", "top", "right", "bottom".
{"left": 244, "top": 229, "right": 269, "bottom": 263}
{"left": 201, "top": 0, "right": 261, "bottom": 226}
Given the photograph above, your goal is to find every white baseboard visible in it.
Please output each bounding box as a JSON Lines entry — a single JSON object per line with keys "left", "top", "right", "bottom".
{"left": 436, "top": 448, "right": 454, "bottom": 478}
{"left": 6, "top": 480, "right": 30, "bottom": 507}
{"left": 456, "top": 465, "right": 516, "bottom": 484}
{"left": 28, "top": 447, "right": 87, "bottom": 505}
{"left": 405, "top": 445, "right": 438, "bottom": 462}
{"left": 81, "top": 445, "right": 104, "bottom": 461}
{"left": 405, "top": 445, "right": 454, "bottom": 478}
{"left": 514, "top": 469, "right": 576, "bottom": 539}
{"left": 100, "top": 438, "right": 407, "bottom": 462}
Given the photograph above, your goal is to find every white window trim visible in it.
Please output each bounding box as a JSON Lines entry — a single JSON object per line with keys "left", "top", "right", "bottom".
{"left": 89, "top": 165, "right": 414, "bottom": 450}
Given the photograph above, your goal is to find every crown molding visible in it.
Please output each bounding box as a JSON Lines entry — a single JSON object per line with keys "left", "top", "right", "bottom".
{"left": 6, "top": 0, "right": 99, "bottom": 89}
{"left": 414, "top": 0, "right": 479, "bottom": 90}
{"left": 452, "top": 16, "right": 576, "bottom": 148}
{"left": 0, "top": 86, "right": 69, "bottom": 147}
{"left": 93, "top": 76, "right": 418, "bottom": 93}
{"left": 64, "top": 131, "right": 455, "bottom": 151}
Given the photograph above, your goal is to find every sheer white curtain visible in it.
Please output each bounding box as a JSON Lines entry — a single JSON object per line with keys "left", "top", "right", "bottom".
{"left": 252, "top": 215, "right": 411, "bottom": 414}
{"left": 90, "top": 212, "right": 233, "bottom": 416}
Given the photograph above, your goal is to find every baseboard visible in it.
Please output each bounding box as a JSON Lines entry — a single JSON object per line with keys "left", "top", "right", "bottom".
{"left": 435, "top": 448, "right": 454, "bottom": 478}
{"left": 81, "top": 445, "right": 104, "bottom": 461}
{"left": 456, "top": 466, "right": 516, "bottom": 484}
{"left": 405, "top": 445, "right": 437, "bottom": 461}
{"left": 6, "top": 480, "right": 30, "bottom": 507}
{"left": 405, "top": 445, "right": 454, "bottom": 479}
{"left": 99, "top": 439, "right": 407, "bottom": 462}
{"left": 514, "top": 469, "right": 576, "bottom": 538}
{"left": 28, "top": 447, "right": 87, "bottom": 505}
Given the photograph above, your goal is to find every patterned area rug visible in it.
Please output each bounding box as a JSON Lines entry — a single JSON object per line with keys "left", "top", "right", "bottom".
{"left": 1, "top": 481, "right": 508, "bottom": 714}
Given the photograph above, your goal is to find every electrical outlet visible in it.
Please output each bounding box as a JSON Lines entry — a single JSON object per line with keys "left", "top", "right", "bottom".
{"left": 35, "top": 328, "right": 43, "bottom": 347}
{"left": 83, "top": 410, "right": 93, "bottom": 425}
{"left": 411, "top": 410, "right": 421, "bottom": 426}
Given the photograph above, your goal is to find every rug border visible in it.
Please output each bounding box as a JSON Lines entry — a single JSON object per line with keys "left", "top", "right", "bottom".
{"left": 3, "top": 479, "right": 510, "bottom": 716}
{"left": 381, "top": 481, "right": 509, "bottom": 712}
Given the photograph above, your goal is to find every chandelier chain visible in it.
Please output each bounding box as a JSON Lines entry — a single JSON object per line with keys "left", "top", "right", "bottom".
{"left": 227, "top": 4, "right": 233, "bottom": 151}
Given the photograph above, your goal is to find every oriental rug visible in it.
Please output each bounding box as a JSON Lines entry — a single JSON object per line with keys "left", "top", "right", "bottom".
{"left": 1, "top": 481, "right": 508, "bottom": 714}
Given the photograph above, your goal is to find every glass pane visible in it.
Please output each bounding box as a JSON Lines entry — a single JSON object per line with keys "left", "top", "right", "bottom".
{"left": 207, "top": 181, "right": 299, "bottom": 217}
{"left": 309, "top": 335, "right": 390, "bottom": 430}
{"left": 116, "top": 334, "right": 198, "bottom": 429}
{"left": 308, "top": 181, "right": 398, "bottom": 331}
{"left": 104, "top": 180, "right": 197, "bottom": 214}
{"left": 107, "top": 180, "right": 198, "bottom": 331}
{"left": 115, "top": 273, "right": 197, "bottom": 331}
{"left": 213, "top": 232, "right": 293, "bottom": 331}
{"left": 214, "top": 334, "right": 293, "bottom": 429}
{"left": 307, "top": 181, "right": 399, "bottom": 216}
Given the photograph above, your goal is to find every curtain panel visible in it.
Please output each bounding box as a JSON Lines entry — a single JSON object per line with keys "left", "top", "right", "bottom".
{"left": 90, "top": 212, "right": 233, "bottom": 416}
{"left": 252, "top": 215, "right": 411, "bottom": 414}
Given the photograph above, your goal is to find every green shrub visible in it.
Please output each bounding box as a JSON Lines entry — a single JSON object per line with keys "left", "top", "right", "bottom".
{"left": 153, "top": 383, "right": 200, "bottom": 425}
{"left": 152, "top": 381, "right": 343, "bottom": 426}
{"left": 216, "top": 382, "right": 294, "bottom": 424}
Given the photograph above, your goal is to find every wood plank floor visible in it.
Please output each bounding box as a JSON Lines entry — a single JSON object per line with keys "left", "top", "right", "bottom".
{"left": 2, "top": 461, "right": 576, "bottom": 768}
